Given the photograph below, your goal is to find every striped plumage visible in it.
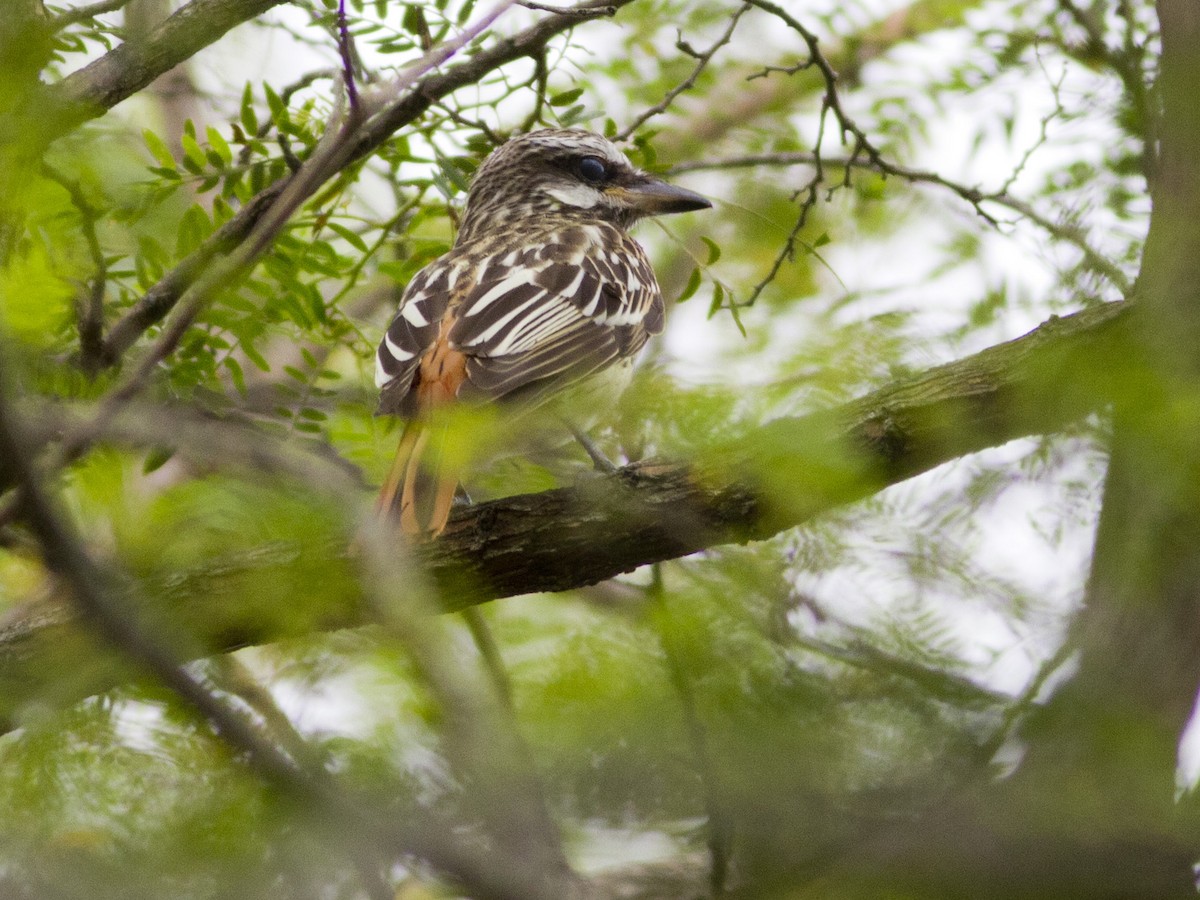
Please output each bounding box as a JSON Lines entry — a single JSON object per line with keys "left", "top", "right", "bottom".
{"left": 375, "top": 129, "right": 710, "bottom": 536}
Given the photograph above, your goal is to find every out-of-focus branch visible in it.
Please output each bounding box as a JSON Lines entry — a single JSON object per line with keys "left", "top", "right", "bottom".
{"left": 357, "top": 521, "right": 585, "bottom": 899}
{"left": 0, "top": 349, "right": 589, "bottom": 900}
{"left": 0, "top": 343, "right": 317, "bottom": 795}
{"left": 0, "top": 300, "right": 1130, "bottom": 729}
{"left": 40, "top": 164, "right": 108, "bottom": 372}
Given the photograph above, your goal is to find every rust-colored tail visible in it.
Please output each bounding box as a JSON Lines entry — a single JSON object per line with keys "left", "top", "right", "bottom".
{"left": 376, "top": 419, "right": 460, "bottom": 537}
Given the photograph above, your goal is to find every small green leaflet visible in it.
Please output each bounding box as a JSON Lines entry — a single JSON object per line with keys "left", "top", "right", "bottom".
{"left": 240, "top": 83, "right": 258, "bottom": 134}
{"left": 677, "top": 267, "right": 702, "bottom": 303}
{"left": 549, "top": 88, "right": 584, "bottom": 107}
{"left": 143, "top": 130, "right": 175, "bottom": 169}
{"left": 206, "top": 126, "right": 233, "bottom": 166}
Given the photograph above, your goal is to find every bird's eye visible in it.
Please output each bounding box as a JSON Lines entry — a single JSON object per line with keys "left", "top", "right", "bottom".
{"left": 576, "top": 156, "right": 609, "bottom": 183}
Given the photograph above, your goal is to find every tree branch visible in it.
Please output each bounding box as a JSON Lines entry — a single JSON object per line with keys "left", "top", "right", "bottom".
{"left": 0, "top": 300, "right": 1130, "bottom": 728}
{"left": 97, "top": 0, "right": 632, "bottom": 369}
{"left": 49, "top": 0, "right": 132, "bottom": 29}
{"left": 0, "top": 346, "right": 589, "bottom": 900}
{"left": 36, "top": 0, "right": 291, "bottom": 142}
{"left": 615, "top": 3, "right": 749, "bottom": 141}
{"left": 669, "top": 152, "right": 1133, "bottom": 293}
{"left": 423, "top": 300, "right": 1127, "bottom": 606}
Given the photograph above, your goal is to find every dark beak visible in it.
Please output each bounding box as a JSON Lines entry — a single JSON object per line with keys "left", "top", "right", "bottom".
{"left": 615, "top": 176, "right": 712, "bottom": 216}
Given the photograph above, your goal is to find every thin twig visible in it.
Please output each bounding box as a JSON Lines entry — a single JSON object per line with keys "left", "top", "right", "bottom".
{"left": 41, "top": 163, "right": 107, "bottom": 374}
{"left": 519, "top": 48, "right": 550, "bottom": 132}
{"left": 49, "top": 0, "right": 129, "bottom": 29}
{"left": 462, "top": 607, "right": 515, "bottom": 708}
{"left": 669, "top": 152, "right": 1132, "bottom": 295}
{"left": 732, "top": 0, "right": 895, "bottom": 303}
{"left": 336, "top": 0, "right": 359, "bottom": 114}
{"left": 432, "top": 99, "right": 505, "bottom": 145}
{"left": 517, "top": 0, "right": 613, "bottom": 13}
{"left": 616, "top": 4, "right": 749, "bottom": 142}
{"left": 744, "top": 0, "right": 884, "bottom": 165}
{"left": 356, "top": 518, "right": 582, "bottom": 899}
{"left": 648, "top": 564, "right": 732, "bottom": 897}
{"left": 98, "top": 0, "right": 623, "bottom": 370}
{"left": 207, "top": 655, "right": 397, "bottom": 900}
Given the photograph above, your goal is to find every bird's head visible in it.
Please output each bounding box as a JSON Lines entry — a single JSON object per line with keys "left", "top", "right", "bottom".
{"left": 457, "top": 129, "right": 711, "bottom": 239}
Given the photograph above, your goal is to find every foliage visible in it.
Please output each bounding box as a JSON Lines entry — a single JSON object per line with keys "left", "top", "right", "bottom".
{"left": 0, "top": 0, "right": 1189, "bottom": 897}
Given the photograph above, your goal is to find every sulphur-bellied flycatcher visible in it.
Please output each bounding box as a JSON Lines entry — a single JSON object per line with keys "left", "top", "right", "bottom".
{"left": 375, "top": 128, "right": 710, "bottom": 536}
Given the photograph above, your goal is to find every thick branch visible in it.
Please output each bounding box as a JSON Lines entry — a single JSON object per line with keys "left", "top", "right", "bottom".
{"left": 37, "top": 0, "right": 290, "bottom": 140}
{"left": 0, "top": 300, "right": 1129, "bottom": 729}
{"left": 423, "top": 301, "right": 1127, "bottom": 606}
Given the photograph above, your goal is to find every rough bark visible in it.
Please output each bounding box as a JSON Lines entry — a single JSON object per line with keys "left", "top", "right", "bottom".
{"left": 1022, "top": 0, "right": 1200, "bottom": 820}
{"left": 834, "top": 3, "right": 1200, "bottom": 895}
{"left": 34, "top": 0, "right": 290, "bottom": 143}
{"left": 0, "top": 300, "right": 1128, "bottom": 729}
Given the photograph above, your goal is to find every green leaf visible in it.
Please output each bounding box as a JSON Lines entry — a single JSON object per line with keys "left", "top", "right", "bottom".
{"left": 706, "top": 281, "right": 725, "bottom": 319}
{"left": 240, "top": 83, "right": 258, "bottom": 134}
{"left": 558, "top": 104, "right": 587, "bottom": 126}
{"left": 728, "top": 300, "right": 746, "bottom": 337}
{"left": 241, "top": 340, "right": 271, "bottom": 372}
{"left": 813, "top": 231, "right": 831, "bottom": 248}
{"left": 264, "top": 84, "right": 289, "bottom": 131}
{"left": 206, "top": 126, "right": 233, "bottom": 165}
{"left": 549, "top": 87, "right": 584, "bottom": 107}
{"left": 180, "top": 132, "right": 206, "bottom": 174}
{"left": 402, "top": 4, "right": 427, "bottom": 35}
{"left": 224, "top": 356, "right": 247, "bottom": 395}
{"left": 176, "top": 205, "right": 212, "bottom": 256}
{"left": 143, "top": 129, "right": 176, "bottom": 169}
{"left": 143, "top": 447, "right": 175, "bottom": 474}
{"left": 701, "top": 235, "right": 722, "bottom": 265}
{"left": 677, "top": 267, "right": 702, "bottom": 303}
{"left": 326, "top": 222, "right": 368, "bottom": 252}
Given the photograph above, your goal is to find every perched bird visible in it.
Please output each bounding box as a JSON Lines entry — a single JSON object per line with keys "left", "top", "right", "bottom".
{"left": 375, "top": 128, "right": 711, "bottom": 537}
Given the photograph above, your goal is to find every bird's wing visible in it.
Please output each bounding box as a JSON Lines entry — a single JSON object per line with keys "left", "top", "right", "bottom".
{"left": 450, "top": 226, "right": 664, "bottom": 405}
{"left": 374, "top": 258, "right": 459, "bottom": 417}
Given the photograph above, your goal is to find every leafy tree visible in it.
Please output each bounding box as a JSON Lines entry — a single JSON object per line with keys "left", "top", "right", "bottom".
{"left": 0, "top": 0, "right": 1193, "bottom": 896}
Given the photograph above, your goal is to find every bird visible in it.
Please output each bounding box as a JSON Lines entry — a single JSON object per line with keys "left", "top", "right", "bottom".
{"left": 374, "top": 128, "right": 711, "bottom": 537}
